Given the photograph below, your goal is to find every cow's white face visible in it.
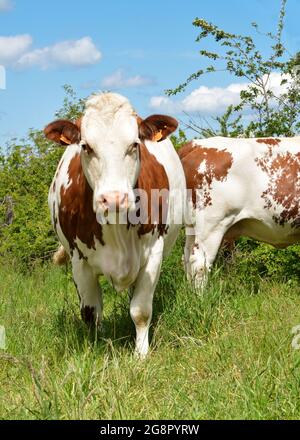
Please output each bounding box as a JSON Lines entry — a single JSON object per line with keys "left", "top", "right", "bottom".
{"left": 44, "top": 92, "right": 178, "bottom": 223}
{"left": 80, "top": 95, "right": 140, "bottom": 220}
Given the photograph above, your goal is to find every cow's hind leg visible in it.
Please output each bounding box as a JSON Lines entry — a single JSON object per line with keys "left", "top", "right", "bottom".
{"left": 130, "top": 239, "right": 164, "bottom": 358}
{"left": 72, "top": 256, "right": 102, "bottom": 327}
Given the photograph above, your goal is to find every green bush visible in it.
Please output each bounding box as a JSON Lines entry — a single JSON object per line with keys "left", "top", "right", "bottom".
{"left": 0, "top": 131, "right": 63, "bottom": 266}
{"left": 0, "top": 86, "right": 84, "bottom": 267}
{"left": 217, "top": 237, "right": 300, "bottom": 283}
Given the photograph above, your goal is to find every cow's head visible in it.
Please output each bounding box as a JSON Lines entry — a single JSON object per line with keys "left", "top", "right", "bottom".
{"left": 44, "top": 93, "right": 177, "bottom": 222}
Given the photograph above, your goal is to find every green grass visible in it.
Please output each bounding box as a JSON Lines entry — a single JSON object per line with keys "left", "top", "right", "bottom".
{"left": 1, "top": 241, "right": 300, "bottom": 420}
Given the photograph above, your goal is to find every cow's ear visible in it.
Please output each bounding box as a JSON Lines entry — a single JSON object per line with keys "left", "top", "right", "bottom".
{"left": 138, "top": 115, "right": 178, "bottom": 142}
{"left": 44, "top": 120, "right": 81, "bottom": 146}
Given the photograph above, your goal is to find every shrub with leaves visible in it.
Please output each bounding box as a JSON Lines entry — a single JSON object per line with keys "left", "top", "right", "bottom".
{"left": 0, "top": 86, "right": 84, "bottom": 267}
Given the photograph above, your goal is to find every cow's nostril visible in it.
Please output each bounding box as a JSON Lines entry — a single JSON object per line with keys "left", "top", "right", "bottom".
{"left": 98, "top": 195, "right": 108, "bottom": 206}
{"left": 98, "top": 192, "right": 129, "bottom": 211}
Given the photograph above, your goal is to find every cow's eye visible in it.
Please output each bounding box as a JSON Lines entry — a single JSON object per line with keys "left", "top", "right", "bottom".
{"left": 81, "top": 142, "right": 93, "bottom": 154}
{"left": 127, "top": 142, "right": 139, "bottom": 156}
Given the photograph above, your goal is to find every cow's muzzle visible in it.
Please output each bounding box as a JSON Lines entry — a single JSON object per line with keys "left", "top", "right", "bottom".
{"left": 97, "top": 191, "right": 129, "bottom": 214}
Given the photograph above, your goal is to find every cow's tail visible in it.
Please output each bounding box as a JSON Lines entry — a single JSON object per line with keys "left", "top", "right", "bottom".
{"left": 53, "top": 245, "right": 70, "bottom": 266}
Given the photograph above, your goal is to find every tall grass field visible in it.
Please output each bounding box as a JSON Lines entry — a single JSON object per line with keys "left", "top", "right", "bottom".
{"left": 1, "top": 236, "right": 300, "bottom": 420}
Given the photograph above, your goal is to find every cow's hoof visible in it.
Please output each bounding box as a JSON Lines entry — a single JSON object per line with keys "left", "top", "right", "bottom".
{"left": 134, "top": 350, "right": 148, "bottom": 360}
{"left": 81, "top": 305, "right": 98, "bottom": 327}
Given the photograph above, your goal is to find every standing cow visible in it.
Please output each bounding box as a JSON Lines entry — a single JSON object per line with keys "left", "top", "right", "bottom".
{"left": 179, "top": 136, "right": 300, "bottom": 287}
{"left": 45, "top": 93, "right": 186, "bottom": 357}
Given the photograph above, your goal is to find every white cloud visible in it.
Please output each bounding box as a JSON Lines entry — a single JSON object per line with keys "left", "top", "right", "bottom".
{"left": 149, "top": 96, "right": 181, "bottom": 113}
{"left": 181, "top": 83, "right": 247, "bottom": 113}
{"left": 16, "top": 37, "right": 102, "bottom": 69}
{"left": 0, "top": 34, "right": 32, "bottom": 65}
{"left": 150, "top": 72, "right": 291, "bottom": 114}
{"left": 150, "top": 82, "right": 247, "bottom": 114}
{"left": 0, "top": 35, "right": 101, "bottom": 70}
{"left": 0, "top": 0, "right": 13, "bottom": 11}
{"left": 101, "top": 69, "right": 155, "bottom": 89}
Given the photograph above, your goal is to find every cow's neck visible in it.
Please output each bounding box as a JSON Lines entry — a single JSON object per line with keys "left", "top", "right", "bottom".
{"left": 134, "top": 143, "right": 169, "bottom": 237}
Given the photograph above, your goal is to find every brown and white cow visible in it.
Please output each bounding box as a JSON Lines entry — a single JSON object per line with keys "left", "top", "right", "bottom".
{"left": 179, "top": 136, "right": 300, "bottom": 286}
{"left": 45, "top": 93, "right": 186, "bottom": 357}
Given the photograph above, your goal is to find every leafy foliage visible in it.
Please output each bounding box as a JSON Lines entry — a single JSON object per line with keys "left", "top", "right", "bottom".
{"left": 220, "top": 238, "right": 300, "bottom": 283}
{"left": 0, "top": 86, "right": 84, "bottom": 267}
{"left": 170, "top": 129, "right": 188, "bottom": 150}
{"left": 0, "top": 132, "right": 61, "bottom": 265}
{"left": 55, "top": 84, "right": 85, "bottom": 120}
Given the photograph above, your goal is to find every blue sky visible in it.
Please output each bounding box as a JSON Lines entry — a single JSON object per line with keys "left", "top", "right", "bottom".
{"left": 0, "top": 0, "right": 299, "bottom": 145}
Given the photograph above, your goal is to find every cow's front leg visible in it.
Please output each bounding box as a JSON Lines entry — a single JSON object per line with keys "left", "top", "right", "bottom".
{"left": 130, "top": 239, "right": 164, "bottom": 358}
{"left": 72, "top": 255, "right": 103, "bottom": 327}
